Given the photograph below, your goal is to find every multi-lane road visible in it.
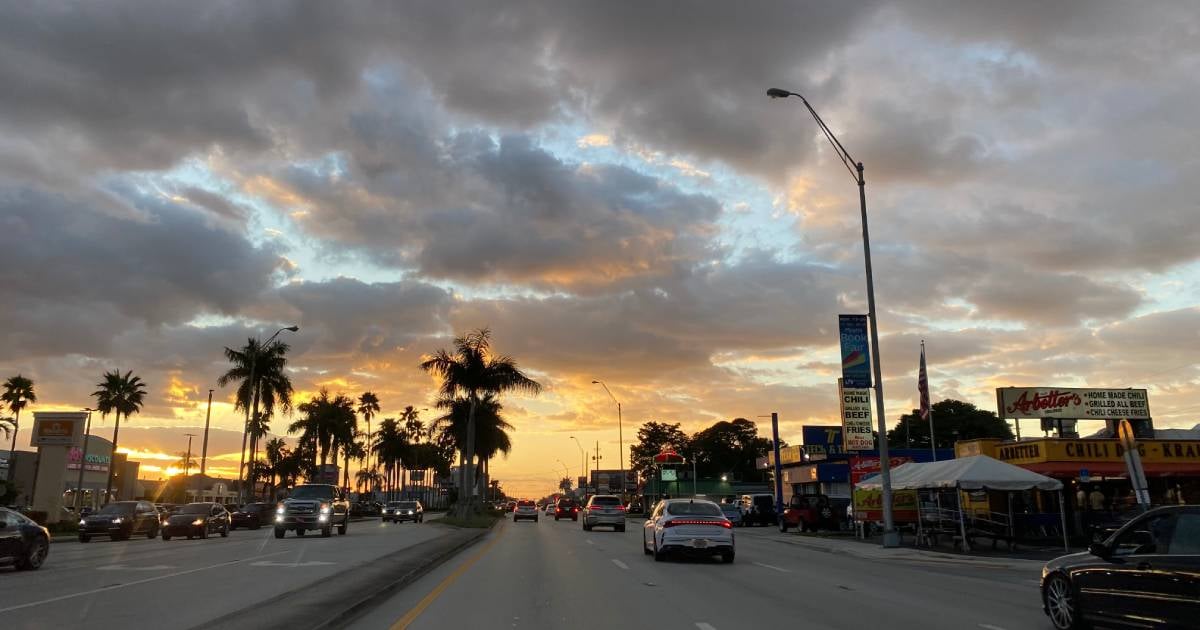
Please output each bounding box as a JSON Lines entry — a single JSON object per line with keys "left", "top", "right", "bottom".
{"left": 353, "top": 514, "right": 1050, "bottom": 630}
{"left": 0, "top": 517, "right": 447, "bottom": 629}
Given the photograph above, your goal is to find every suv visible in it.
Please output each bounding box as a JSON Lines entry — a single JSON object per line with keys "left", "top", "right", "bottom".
{"left": 274, "top": 484, "right": 350, "bottom": 538}
{"left": 583, "top": 495, "right": 626, "bottom": 532}
{"left": 554, "top": 498, "right": 580, "bottom": 521}
{"left": 778, "top": 494, "right": 838, "bottom": 532}
{"left": 739, "top": 494, "right": 777, "bottom": 527}
{"left": 513, "top": 500, "right": 539, "bottom": 522}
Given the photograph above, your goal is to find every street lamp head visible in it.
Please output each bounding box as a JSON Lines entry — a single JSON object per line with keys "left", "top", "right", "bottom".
{"left": 283, "top": 325, "right": 299, "bottom": 332}
{"left": 591, "top": 380, "right": 600, "bottom": 384}
{"left": 766, "top": 87, "right": 793, "bottom": 99}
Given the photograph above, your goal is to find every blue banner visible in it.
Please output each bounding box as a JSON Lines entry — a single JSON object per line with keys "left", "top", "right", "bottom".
{"left": 838, "top": 314, "right": 872, "bottom": 388}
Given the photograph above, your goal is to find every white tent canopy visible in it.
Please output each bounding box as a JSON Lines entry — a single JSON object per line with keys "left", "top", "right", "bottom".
{"left": 856, "top": 455, "right": 1063, "bottom": 492}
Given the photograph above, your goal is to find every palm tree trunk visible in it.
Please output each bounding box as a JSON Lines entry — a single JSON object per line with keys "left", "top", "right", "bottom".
{"left": 103, "top": 411, "right": 122, "bottom": 505}
{"left": 343, "top": 449, "right": 350, "bottom": 490}
{"left": 7, "top": 407, "right": 20, "bottom": 482}
{"left": 237, "top": 405, "right": 250, "bottom": 499}
{"left": 459, "top": 395, "right": 478, "bottom": 517}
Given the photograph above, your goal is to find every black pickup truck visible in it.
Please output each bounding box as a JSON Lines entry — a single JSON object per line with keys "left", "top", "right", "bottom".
{"left": 274, "top": 484, "right": 350, "bottom": 538}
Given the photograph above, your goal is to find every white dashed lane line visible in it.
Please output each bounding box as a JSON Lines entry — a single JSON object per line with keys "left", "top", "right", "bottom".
{"left": 695, "top": 623, "right": 717, "bottom": 630}
{"left": 979, "top": 624, "right": 1008, "bottom": 630}
{"left": 752, "top": 561, "right": 790, "bottom": 573}
{"left": 611, "top": 559, "right": 629, "bottom": 570}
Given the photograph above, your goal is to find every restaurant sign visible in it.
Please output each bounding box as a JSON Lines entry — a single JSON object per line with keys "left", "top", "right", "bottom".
{"left": 997, "top": 387, "right": 1150, "bottom": 420}
{"left": 839, "top": 381, "right": 874, "bottom": 451}
{"left": 994, "top": 438, "right": 1200, "bottom": 466}
{"left": 67, "top": 447, "right": 111, "bottom": 472}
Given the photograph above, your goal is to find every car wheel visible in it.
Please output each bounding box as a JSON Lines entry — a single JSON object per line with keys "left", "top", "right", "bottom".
{"left": 162, "top": 533, "right": 171, "bottom": 541}
{"left": 220, "top": 525, "right": 229, "bottom": 538}
{"left": 199, "top": 527, "right": 208, "bottom": 540}
{"left": 147, "top": 525, "right": 158, "bottom": 539}
{"left": 274, "top": 527, "right": 285, "bottom": 539}
{"left": 16, "top": 536, "right": 47, "bottom": 570}
{"left": 554, "top": 516, "right": 559, "bottom": 521}
{"left": 643, "top": 532, "right": 652, "bottom": 555}
{"left": 79, "top": 533, "right": 91, "bottom": 543}
{"left": 653, "top": 538, "right": 665, "bottom": 562}
{"left": 322, "top": 525, "right": 332, "bottom": 538}
{"left": 721, "top": 550, "right": 735, "bottom": 564}
{"left": 1044, "top": 574, "right": 1084, "bottom": 630}
{"left": 338, "top": 518, "right": 348, "bottom": 535}
{"left": 779, "top": 520, "right": 789, "bottom": 533}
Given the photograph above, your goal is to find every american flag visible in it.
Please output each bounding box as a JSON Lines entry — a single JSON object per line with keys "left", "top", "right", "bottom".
{"left": 918, "top": 342, "right": 931, "bottom": 420}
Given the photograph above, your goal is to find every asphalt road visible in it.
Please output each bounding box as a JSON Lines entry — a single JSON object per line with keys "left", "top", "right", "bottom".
{"left": 0, "top": 516, "right": 445, "bottom": 629}
{"left": 351, "top": 514, "right": 1051, "bottom": 630}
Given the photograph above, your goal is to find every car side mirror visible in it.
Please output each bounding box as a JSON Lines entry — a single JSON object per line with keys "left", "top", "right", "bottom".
{"left": 1088, "top": 542, "right": 1111, "bottom": 558}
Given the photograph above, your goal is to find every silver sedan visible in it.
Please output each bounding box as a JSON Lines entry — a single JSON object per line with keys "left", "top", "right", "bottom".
{"left": 642, "top": 498, "right": 735, "bottom": 563}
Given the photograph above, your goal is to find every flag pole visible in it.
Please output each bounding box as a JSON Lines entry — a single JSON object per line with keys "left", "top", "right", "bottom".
{"left": 923, "top": 341, "right": 937, "bottom": 461}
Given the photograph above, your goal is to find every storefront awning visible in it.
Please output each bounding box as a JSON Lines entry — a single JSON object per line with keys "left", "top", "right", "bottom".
{"left": 1022, "top": 461, "right": 1200, "bottom": 478}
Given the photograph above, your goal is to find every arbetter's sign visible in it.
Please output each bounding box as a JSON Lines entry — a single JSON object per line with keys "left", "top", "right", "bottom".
{"left": 996, "top": 387, "right": 1150, "bottom": 420}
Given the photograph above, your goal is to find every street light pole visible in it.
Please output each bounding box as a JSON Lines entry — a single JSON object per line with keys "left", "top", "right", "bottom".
{"left": 768, "top": 87, "right": 898, "bottom": 547}
{"left": 236, "top": 325, "right": 298, "bottom": 504}
{"left": 200, "top": 389, "right": 213, "bottom": 476}
{"left": 592, "top": 380, "right": 625, "bottom": 500}
{"left": 569, "top": 436, "right": 585, "bottom": 492}
{"left": 74, "top": 408, "right": 95, "bottom": 512}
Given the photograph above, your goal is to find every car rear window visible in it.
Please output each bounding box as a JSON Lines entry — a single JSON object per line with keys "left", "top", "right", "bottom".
{"left": 666, "top": 502, "right": 722, "bottom": 517}
{"left": 518, "top": 500, "right": 535, "bottom": 507}
{"left": 557, "top": 500, "right": 576, "bottom": 507}
{"left": 753, "top": 496, "right": 774, "bottom": 507}
{"left": 591, "top": 496, "right": 621, "bottom": 506}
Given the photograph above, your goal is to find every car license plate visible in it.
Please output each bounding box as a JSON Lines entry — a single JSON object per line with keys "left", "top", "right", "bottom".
{"left": 692, "top": 539, "right": 708, "bottom": 549}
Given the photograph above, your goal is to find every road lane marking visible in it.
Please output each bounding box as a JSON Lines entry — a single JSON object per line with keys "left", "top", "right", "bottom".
{"left": 696, "top": 623, "right": 717, "bottom": 630}
{"left": 752, "top": 561, "right": 790, "bottom": 573}
{"left": 96, "top": 564, "right": 174, "bottom": 571}
{"left": 389, "top": 527, "right": 506, "bottom": 629}
{"left": 249, "top": 560, "right": 336, "bottom": 567}
{"left": 611, "top": 559, "right": 629, "bottom": 570}
{"left": 978, "top": 625, "right": 1008, "bottom": 630}
{"left": 0, "top": 550, "right": 290, "bottom": 614}
{"left": 586, "top": 539, "right": 594, "bottom": 545}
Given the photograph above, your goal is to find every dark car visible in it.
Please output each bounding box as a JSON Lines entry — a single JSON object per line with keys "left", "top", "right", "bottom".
{"left": 554, "top": 498, "right": 580, "bottom": 521}
{"left": 779, "top": 494, "right": 838, "bottom": 533}
{"left": 162, "top": 502, "right": 230, "bottom": 540}
{"left": 383, "top": 500, "right": 424, "bottom": 523}
{"left": 274, "top": 484, "right": 350, "bottom": 538}
{"left": 230, "top": 503, "right": 273, "bottom": 530}
{"left": 0, "top": 507, "right": 50, "bottom": 571}
{"left": 1041, "top": 505, "right": 1200, "bottom": 629}
{"left": 740, "top": 494, "right": 777, "bottom": 527}
{"left": 79, "top": 501, "right": 160, "bottom": 542}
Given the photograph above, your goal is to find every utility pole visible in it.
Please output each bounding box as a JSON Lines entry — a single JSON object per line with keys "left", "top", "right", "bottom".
{"left": 74, "top": 409, "right": 95, "bottom": 512}
{"left": 184, "top": 433, "right": 196, "bottom": 477}
{"left": 200, "top": 389, "right": 213, "bottom": 476}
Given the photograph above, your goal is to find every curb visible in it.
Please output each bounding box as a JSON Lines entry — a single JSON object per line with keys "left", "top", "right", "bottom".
{"left": 190, "top": 522, "right": 493, "bottom": 630}
{"left": 764, "top": 533, "right": 1043, "bottom": 570}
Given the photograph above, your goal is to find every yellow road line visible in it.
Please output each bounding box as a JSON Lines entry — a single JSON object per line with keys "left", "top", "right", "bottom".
{"left": 389, "top": 524, "right": 505, "bottom": 629}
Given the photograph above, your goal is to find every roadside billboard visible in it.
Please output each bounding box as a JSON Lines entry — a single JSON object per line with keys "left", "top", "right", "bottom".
{"left": 848, "top": 455, "right": 913, "bottom": 485}
{"left": 838, "top": 314, "right": 872, "bottom": 388}
{"left": 801, "top": 425, "right": 844, "bottom": 460}
{"left": 852, "top": 487, "right": 918, "bottom": 523}
{"left": 30, "top": 412, "right": 86, "bottom": 446}
{"left": 996, "top": 387, "right": 1150, "bottom": 420}
{"left": 839, "top": 380, "right": 874, "bottom": 451}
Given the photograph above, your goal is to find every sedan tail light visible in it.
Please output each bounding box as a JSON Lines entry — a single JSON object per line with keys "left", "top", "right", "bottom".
{"left": 664, "top": 519, "right": 733, "bottom": 529}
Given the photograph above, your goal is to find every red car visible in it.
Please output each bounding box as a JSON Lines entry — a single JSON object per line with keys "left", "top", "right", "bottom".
{"left": 554, "top": 498, "right": 580, "bottom": 521}
{"left": 778, "top": 494, "right": 838, "bottom": 533}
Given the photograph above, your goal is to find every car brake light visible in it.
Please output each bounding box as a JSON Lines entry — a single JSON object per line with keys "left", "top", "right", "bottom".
{"left": 614, "top": 505, "right": 626, "bottom": 511}
{"left": 664, "top": 519, "right": 732, "bottom": 528}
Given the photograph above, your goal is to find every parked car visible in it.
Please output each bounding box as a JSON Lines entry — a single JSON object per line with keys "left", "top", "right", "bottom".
{"left": 0, "top": 507, "right": 50, "bottom": 570}
{"left": 274, "top": 484, "right": 350, "bottom": 538}
{"left": 718, "top": 501, "right": 743, "bottom": 527}
{"left": 162, "top": 502, "right": 230, "bottom": 540}
{"left": 554, "top": 498, "right": 580, "bottom": 521}
{"left": 79, "top": 501, "right": 160, "bottom": 542}
{"left": 739, "top": 494, "right": 777, "bottom": 527}
{"left": 230, "top": 503, "right": 273, "bottom": 530}
{"left": 778, "top": 494, "right": 838, "bottom": 533}
{"left": 642, "top": 499, "right": 735, "bottom": 563}
{"left": 626, "top": 501, "right": 646, "bottom": 516}
{"left": 1041, "top": 505, "right": 1199, "bottom": 629}
{"left": 582, "top": 495, "right": 626, "bottom": 532}
{"left": 513, "top": 500, "right": 539, "bottom": 522}
{"left": 506, "top": 501, "right": 517, "bottom": 513}
{"left": 384, "top": 501, "right": 424, "bottom": 523}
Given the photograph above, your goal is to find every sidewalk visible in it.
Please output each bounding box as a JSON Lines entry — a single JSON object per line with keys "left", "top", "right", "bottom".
{"left": 762, "top": 531, "right": 1070, "bottom": 570}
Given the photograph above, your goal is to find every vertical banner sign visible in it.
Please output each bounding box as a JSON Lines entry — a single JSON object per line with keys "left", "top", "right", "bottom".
{"left": 839, "top": 379, "right": 875, "bottom": 451}
{"left": 839, "top": 315, "right": 872, "bottom": 388}
{"left": 1117, "top": 419, "right": 1151, "bottom": 508}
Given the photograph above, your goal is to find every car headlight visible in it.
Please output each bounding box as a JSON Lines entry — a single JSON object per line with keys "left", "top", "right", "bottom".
{"left": 193, "top": 518, "right": 205, "bottom": 526}
{"left": 79, "top": 519, "right": 86, "bottom": 526}
{"left": 277, "top": 504, "right": 286, "bottom": 514}
{"left": 320, "top": 504, "right": 331, "bottom": 514}
{"left": 111, "top": 517, "right": 123, "bottom": 524}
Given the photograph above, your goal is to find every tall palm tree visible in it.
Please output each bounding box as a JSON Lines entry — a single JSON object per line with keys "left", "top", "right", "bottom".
{"left": 340, "top": 429, "right": 366, "bottom": 490}
{"left": 372, "top": 417, "right": 407, "bottom": 501}
{"left": 290, "top": 390, "right": 355, "bottom": 470}
{"left": 433, "top": 395, "right": 512, "bottom": 499}
{"left": 218, "top": 339, "right": 293, "bottom": 499}
{"left": 355, "top": 467, "right": 383, "bottom": 493}
{"left": 263, "top": 437, "right": 289, "bottom": 501}
{"left": 419, "top": 328, "right": 541, "bottom": 514}
{"left": 2, "top": 374, "right": 36, "bottom": 479}
{"left": 357, "top": 392, "right": 380, "bottom": 479}
{"left": 91, "top": 370, "right": 147, "bottom": 505}
{"left": 175, "top": 451, "right": 199, "bottom": 473}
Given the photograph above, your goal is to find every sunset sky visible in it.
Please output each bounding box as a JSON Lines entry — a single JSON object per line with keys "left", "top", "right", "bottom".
{"left": 1, "top": 3, "right": 1198, "bottom": 498}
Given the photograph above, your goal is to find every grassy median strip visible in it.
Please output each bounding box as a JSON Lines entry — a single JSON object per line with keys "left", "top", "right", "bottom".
{"left": 435, "top": 513, "right": 501, "bottom": 529}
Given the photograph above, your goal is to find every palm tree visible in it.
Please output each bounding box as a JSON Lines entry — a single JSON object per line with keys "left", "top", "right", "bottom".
{"left": 372, "top": 417, "right": 408, "bottom": 501}
{"left": 420, "top": 328, "right": 541, "bottom": 514}
{"left": 290, "top": 390, "right": 355, "bottom": 470}
{"left": 175, "top": 451, "right": 199, "bottom": 473}
{"left": 355, "top": 467, "right": 382, "bottom": 493}
{"left": 263, "top": 437, "right": 289, "bottom": 501}
{"left": 217, "top": 339, "right": 293, "bottom": 499}
{"left": 340, "top": 429, "right": 366, "bottom": 490}
{"left": 91, "top": 370, "right": 147, "bottom": 505}
{"left": 2, "top": 374, "right": 36, "bottom": 479}
{"left": 357, "top": 392, "right": 380, "bottom": 478}
{"left": 432, "top": 395, "right": 512, "bottom": 500}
